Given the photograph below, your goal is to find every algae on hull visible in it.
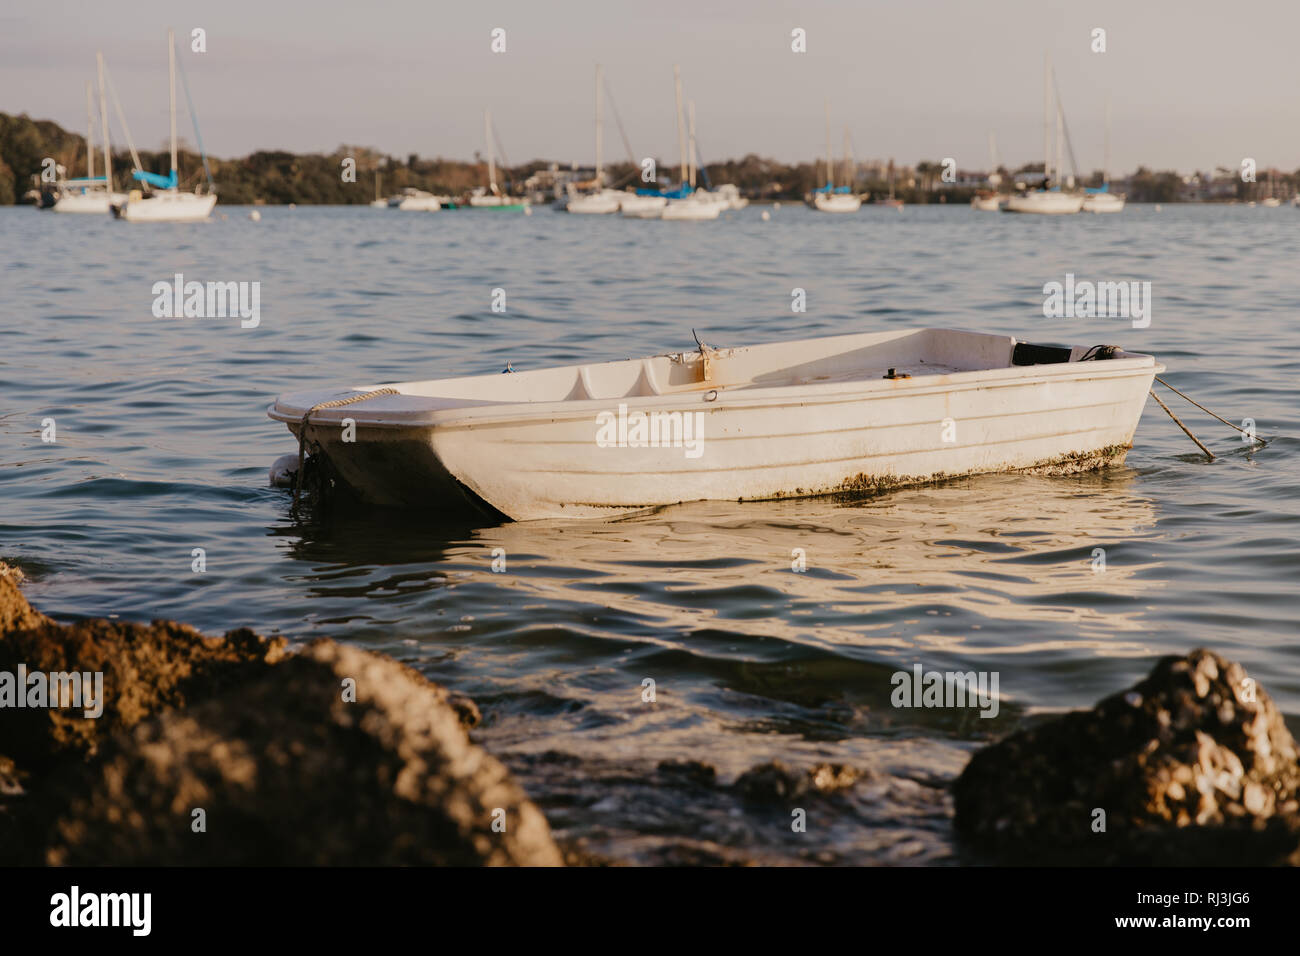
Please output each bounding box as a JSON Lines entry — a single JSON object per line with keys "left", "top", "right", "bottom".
{"left": 751, "top": 443, "right": 1134, "bottom": 502}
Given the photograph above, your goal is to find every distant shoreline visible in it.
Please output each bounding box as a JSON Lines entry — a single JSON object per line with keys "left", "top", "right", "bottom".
{"left": 3, "top": 110, "right": 1292, "bottom": 207}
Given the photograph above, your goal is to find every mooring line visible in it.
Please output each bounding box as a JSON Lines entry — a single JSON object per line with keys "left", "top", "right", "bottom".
{"left": 1150, "top": 389, "right": 1215, "bottom": 461}
{"left": 1155, "top": 376, "right": 1267, "bottom": 447}
{"left": 293, "top": 387, "right": 400, "bottom": 510}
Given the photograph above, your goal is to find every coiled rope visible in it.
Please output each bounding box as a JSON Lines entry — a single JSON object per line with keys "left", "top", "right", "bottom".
{"left": 292, "top": 387, "right": 400, "bottom": 510}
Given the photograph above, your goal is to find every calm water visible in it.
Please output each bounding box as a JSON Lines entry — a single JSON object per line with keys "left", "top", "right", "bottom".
{"left": 2, "top": 203, "right": 1297, "bottom": 864}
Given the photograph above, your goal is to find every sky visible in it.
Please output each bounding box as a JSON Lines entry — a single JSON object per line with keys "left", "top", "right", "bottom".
{"left": 3, "top": 0, "right": 1297, "bottom": 175}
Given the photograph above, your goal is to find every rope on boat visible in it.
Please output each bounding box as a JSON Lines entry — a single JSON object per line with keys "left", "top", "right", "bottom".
{"left": 1150, "top": 389, "right": 1215, "bottom": 461}
{"left": 1155, "top": 376, "right": 1268, "bottom": 447}
{"left": 292, "top": 387, "right": 400, "bottom": 510}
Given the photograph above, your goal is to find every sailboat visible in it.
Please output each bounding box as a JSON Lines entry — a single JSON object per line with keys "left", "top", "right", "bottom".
{"left": 369, "top": 170, "right": 387, "bottom": 208}
{"left": 568, "top": 65, "right": 623, "bottom": 214}
{"left": 874, "top": 158, "right": 904, "bottom": 209}
{"left": 659, "top": 92, "right": 722, "bottom": 221}
{"left": 971, "top": 132, "right": 1004, "bottom": 211}
{"left": 621, "top": 67, "right": 697, "bottom": 218}
{"left": 812, "top": 101, "right": 861, "bottom": 213}
{"left": 1004, "top": 56, "right": 1083, "bottom": 215}
{"left": 637, "top": 69, "right": 721, "bottom": 222}
{"left": 394, "top": 188, "right": 444, "bottom": 211}
{"left": 468, "top": 110, "right": 528, "bottom": 210}
{"left": 1082, "top": 95, "right": 1125, "bottom": 213}
{"left": 115, "top": 30, "right": 217, "bottom": 222}
{"left": 1260, "top": 170, "right": 1281, "bottom": 207}
{"left": 53, "top": 65, "right": 127, "bottom": 213}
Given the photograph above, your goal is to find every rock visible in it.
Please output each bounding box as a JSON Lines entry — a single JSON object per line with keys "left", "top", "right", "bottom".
{"left": 0, "top": 573, "right": 287, "bottom": 770}
{"left": 733, "top": 761, "right": 862, "bottom": 803}
{"left": 1, "top": 577, "right": 560, "bottom": 866}
{"left": 954, "top": 649, "right": 1300, "bottom": 864}
{"left": 46, "top": 641, "right": 561, "bottom": 866}
{"left": 0, "top": 569, "right": 46, "bottom": 633}
{"left": 656, "top": 759, "right": 718, "bottom": 787}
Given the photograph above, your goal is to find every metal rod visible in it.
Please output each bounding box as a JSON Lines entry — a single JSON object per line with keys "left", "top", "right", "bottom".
{"left": 1150, "top": 390, "right": 1215, "bottom": 461}
{"left": 1155, "top": 376, "right": 1268, "bottom": 446}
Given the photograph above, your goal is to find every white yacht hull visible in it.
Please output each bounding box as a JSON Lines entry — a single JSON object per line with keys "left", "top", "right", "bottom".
{"left": 397, "top": 196, "right": 442, "bottom": 211}
{"left": 813, "top": 193, "right": 862, "bottom": 213}
{"left": 566, "top": 191, "right": 622, "bottom": 214}
{"left": 1003, "top": 191, "right": 1084, "bottom": 214}
{"left": 468, "top": 195, "right": 528, "bottom": 209}
{"left": 117, "top": 191, "right": 217, "bottom": 222}
{"left": 619, "top": 195, "right": 669, "bottom": 217}
{"left": 1082, "top": 193, "right": 1126, "bottom": 213}
{"left": 659, "top": 197, "right": 723, "bottom": 220}
{"left": 53, "top": 191, "right": 127, "bottom": 214}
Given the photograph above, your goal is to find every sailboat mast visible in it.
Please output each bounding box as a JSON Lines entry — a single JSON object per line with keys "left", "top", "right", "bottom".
{"left": 1043, "top": 54, "right": 1052, "bottom": 185}
{"left": 688, "top": 100, "right": 697, "bottom": 188}
{"left": 842, "top": 128, "right": 852, "bottom": 192}
{"left": 85, "top": 82, "right": 95, "bottom": 179}
{"left": 168, "top": 29, "right": 177, "bottom": 183}
{"left": 1103, "top": 94, "right": 1111, "bottom": 187}
{"left": 485, "top": 110, "right": 496, "bottom": 192}
{"left": 97, "top": 53, "right": 111, "bottom": 190}
{"left": 595, "top": 64, "right": 604, "bottom": 188}
{"left": 673, "top": 65, "right": 687, "bottom": 186}
{"left": 824, "top": 99, "right": 832, "bottom": 188}
{"left": 1055, "top": 102, "right": 1064, "bottom": 189}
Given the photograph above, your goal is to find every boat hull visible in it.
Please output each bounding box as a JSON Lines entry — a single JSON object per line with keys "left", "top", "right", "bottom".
{"left": 1003, "top": 191, "right": 1084, "bottom": 214}
{"left": 567, "top": 191, "right": 622, "bottom": 214}
{"left": 813, "top": 193, "right": 862, "bottom": 213}
{"left": 1082, "top": 192, "right": 1126, "bottom": 213}
{"left": 270, "top": 330, "right": 1162, "bottom": 521}
{"left": 468, "top": 195, "right": 528, "bottom": 210}
{"left": 117, "top": 191, "right": 217, "bottom": 222}
{"left": 659, "top": 198, "right": 722, "bottom": 220}
{"left": 619, "top": 195, "right": 669, "bottom": 217}
{"left": 53, "top": 191, "right": 127, "bottom": 213}
{"left": 397, "top": 197, "right": 441, "bottom": 211}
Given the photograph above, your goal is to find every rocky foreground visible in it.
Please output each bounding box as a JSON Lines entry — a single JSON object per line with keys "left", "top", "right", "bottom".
{"left": 0, "top": 573, "right": 560, "bottom": 865}
{"left": 954, "top": 649, "right": 1300, "bottom": 865}
{"left": 3, "top": 569, "right": 1298, "bottom": 865}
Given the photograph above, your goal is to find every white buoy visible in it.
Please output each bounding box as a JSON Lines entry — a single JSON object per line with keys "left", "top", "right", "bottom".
{"left": 288, "top": 202, "right": 296, "bottom": 210}
{"left": 269, "top": 454, "right": 299, "bottom": 488}
{"left": 1155, "top": 204, "right": 1162, "bottom": 212}
{"left": 249, "top": 209, "right": 261, "bottom": 222}
{"left": 773, "top": 202, "right": 781, "bottom": 210}
{"left": 761, "top": 210, "right": 771, "bottom": 221}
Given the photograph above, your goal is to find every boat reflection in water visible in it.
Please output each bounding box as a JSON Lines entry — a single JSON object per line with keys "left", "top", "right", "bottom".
{"left": 279, "top": 469, "right": 1162, "bottom": 864}
{"left": 280, "top": 470, "right": 1162, "bottom": 652}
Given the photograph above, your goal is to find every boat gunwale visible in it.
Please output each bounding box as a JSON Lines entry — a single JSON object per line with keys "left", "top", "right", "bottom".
{"left": 268, "top": 354, "right": 1163, "bottom": 431}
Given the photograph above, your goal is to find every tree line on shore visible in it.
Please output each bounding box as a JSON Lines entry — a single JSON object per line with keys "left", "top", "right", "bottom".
{"left": 1, "top": 111, "right": 1292, "bottom": 206}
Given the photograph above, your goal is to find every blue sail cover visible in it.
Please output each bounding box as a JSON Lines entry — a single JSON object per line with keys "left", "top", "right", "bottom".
{"left": 1084, "top": 184, "right": 1111, "bottom": 194}
{"left": 132, "top": 168, "right": 178, "bottom": 189}
{"left": 636, "top": 183, "right": 692, "bottom": 199}
{"left": 814, "top": 184, "right": 852, "bottom": 194}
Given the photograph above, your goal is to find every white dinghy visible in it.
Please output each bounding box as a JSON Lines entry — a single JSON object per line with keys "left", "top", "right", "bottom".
{"left": 269, "top": 328, "right": 1163, "bottom": 521}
